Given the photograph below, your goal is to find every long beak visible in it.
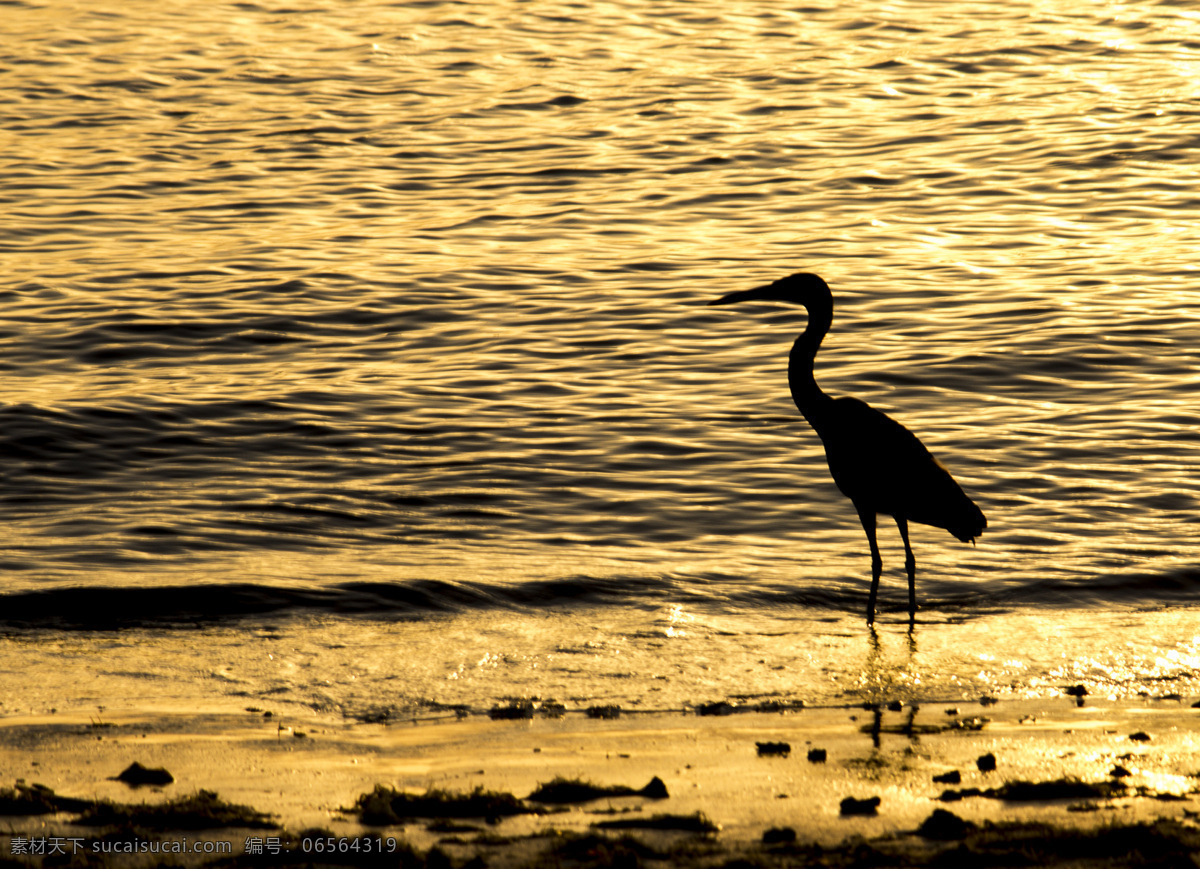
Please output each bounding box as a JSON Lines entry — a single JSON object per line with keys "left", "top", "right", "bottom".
{"left": 707, "top": 284, "right": 774, "bottom": 306}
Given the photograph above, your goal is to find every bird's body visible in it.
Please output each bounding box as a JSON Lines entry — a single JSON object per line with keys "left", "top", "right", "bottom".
{"left": 710, "top": 273, "right": 985, "bottom": 625}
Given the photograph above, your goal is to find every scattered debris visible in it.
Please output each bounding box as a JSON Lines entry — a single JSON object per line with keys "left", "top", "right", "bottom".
{"left": 425, "top": 819, "right": 484, "bottom": 834}
{"left": 352, "top": 708, "right": 392, "bottom": 724}
{"left": 552, "top": 832, "right": 666, "bottom": 865}
{"left": 948, "top": 716, "right": 989, "bottom": 731}
{"left": 753, "top": 699, "right": 806, "bottom": 713}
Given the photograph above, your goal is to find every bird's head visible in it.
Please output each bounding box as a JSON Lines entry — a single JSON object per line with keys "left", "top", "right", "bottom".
{"left": 708, "top": 273, "right": 830, "bottom": 307}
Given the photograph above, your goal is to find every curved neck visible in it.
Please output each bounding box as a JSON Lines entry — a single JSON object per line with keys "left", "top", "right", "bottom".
{"left": 787, "top": 297, "right": 833, "bottom": 418}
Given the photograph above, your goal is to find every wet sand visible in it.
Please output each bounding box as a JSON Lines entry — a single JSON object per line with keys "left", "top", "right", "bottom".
{"left": 2, "top": 693, "right": 1199, "bottom": 866}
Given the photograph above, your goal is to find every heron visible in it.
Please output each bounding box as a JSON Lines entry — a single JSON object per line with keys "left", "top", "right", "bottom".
{"left": 709, "top": 272, "right": 986, "bottom": 625}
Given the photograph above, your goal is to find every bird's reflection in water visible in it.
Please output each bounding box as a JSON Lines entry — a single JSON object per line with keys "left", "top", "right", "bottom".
{"left": 854, "top": 627, "right": 923, "bottom": 749}
{"left": 860, "top": 625, "right": 919, "bottom": 706}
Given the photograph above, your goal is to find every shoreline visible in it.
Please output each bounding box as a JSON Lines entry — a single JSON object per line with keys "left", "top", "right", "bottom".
{"left": 3, "top": 695, "right": 1199, "bottom": 865}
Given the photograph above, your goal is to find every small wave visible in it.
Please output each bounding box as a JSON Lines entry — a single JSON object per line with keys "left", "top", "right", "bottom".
{"left": 7, "top": 563, "right": 1192, "bottom": 631}
{"left": 0, "top": 575, "right": 684, "bottom": 629}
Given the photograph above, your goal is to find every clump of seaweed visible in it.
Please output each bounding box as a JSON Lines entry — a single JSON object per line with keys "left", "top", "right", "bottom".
{"left": 75, "top": 789, "right": 275, "bottom": 830}
{"left": 592, "top": 812, "right": 718, "bottom": 833}
{"left": 695, "top": 701, "right": 737, "bottom": 716}
{"left": 939, "top": 777, "right": 1126, "bottom": 804}
{"left": 0, "top": 782, "right": 94, "bottom": 816}
{"left": 355, "top": 785, "right": 533, "bottom": 825}
{"left": 552, "top": 833, "right": 666, "bottom": 865}
{"left": 585, "top": 705, "right": 621, "bottom": 719}
{"left": 527, "top": 776, "right": 668, "bottom": 804}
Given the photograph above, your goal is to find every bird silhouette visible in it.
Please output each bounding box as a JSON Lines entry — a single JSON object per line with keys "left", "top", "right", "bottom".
{"left": 709, "top": 273, "right": 986, "bottom": 625}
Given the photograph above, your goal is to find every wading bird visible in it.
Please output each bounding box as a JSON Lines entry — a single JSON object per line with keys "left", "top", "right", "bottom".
{"left": 709, "top": 273, "right": 985, "bottom": 625}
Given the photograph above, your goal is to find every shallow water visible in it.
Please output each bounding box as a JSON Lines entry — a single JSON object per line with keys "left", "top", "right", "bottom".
{"left": 3, "top": 0, "right": 1200, "bottom": 714}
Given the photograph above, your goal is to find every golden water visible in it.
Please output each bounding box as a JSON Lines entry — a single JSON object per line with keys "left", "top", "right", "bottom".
{"left": 3, "top": 0, "right": 1200, "bottom": 712}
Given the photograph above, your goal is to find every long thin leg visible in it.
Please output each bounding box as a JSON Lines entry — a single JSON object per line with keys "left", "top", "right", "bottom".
{"left": 856, "top": 506, "right": 882, "bottom": 625}
{"left": 895, "top": 516, "right": 916, "bottom": 624}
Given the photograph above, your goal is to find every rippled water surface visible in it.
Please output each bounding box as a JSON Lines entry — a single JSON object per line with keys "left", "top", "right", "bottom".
{"left": 4, "top": 0, "right": 1200, "bottom": 711}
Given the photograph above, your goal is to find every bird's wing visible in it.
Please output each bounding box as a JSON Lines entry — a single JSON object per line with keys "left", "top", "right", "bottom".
{"left": 816, "top": 397, "right": 982, "bottom": 536}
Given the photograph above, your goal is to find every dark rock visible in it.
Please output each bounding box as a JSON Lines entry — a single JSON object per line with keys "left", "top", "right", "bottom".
{"left": 839, "top": 795, "right": 880, "bottom": 816}
{"left": 918, "top": 808, "right": 975, "bottom": 840}
{"left": 488, "top": 701, "right": 535, "bottom": 720}
{"left": 762, "top": 826, "right": 796, "bottom": 845}
{"left": 586, "top": 705, "right": 621, "bottom": 719}
{"left": 696, "top": 701, "right": 736, "bottom": 716}
{"left": 756, "top": 741, "right": 790, "bottom": 757}
{"left": 113, "top": 762, "right": 174, "bottom": 787}
{"left": 976, "top": 753, "right": 997, "bottom": 772}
